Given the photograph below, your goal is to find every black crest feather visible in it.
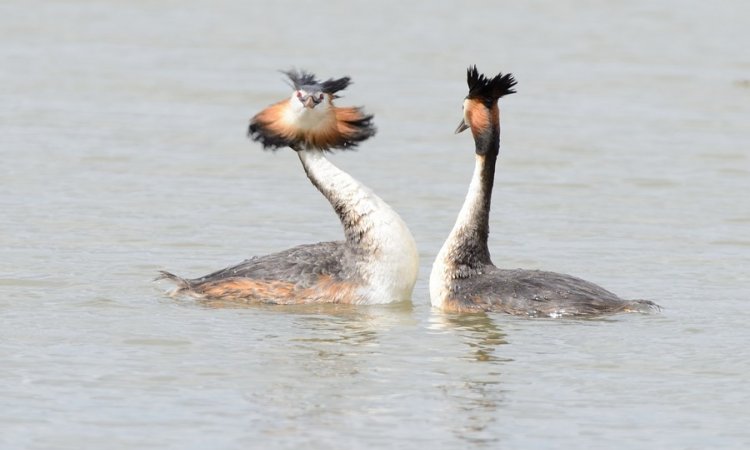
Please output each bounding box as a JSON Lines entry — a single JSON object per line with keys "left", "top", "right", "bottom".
{"left": 283, "top": 69, "right": 351, "bottom": 95}
{"left": 466, "top": 65, "right": 517, "bottom": 103}
{"left": 320, "top": 77, "right": 351, "bottom": 95}
{"left": 283, "top": 69, "right": 318, "bottom": 88}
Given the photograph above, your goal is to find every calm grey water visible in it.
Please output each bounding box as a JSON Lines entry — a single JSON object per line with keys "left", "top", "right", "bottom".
{"left": 2, "top": 1, "right": 749, "bottom": 448}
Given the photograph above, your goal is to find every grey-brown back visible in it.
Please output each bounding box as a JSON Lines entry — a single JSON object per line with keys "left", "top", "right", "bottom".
{"left": 450, "top": 266, "right": 657, "bottom": 316}
{"left": 188, "top": 241, "right": 361, "bottom": 288}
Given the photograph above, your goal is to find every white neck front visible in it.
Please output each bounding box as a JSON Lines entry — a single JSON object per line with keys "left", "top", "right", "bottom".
{"left": 297, "top": 149, "right": 419, "bottom": 304}
{"left": 447, "top": 156, "right": 485, "bottom": 244}
{"left": 430, "top": 155, "right": 487, "bottom": 307}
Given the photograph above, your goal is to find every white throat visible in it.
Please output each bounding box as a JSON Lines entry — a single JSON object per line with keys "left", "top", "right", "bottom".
{"left": 284, "top": 96, "right": 331, "bottom": 131}
{"left": 298, "top": 150, "right": 419, "bottom": 304}
{"left": 430, "top": 155, "right": 484, "bottom": 307}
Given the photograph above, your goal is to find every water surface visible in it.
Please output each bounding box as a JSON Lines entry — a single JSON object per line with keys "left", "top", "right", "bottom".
{"left": 1, "top": 1, "right": 749, "bottom": 448}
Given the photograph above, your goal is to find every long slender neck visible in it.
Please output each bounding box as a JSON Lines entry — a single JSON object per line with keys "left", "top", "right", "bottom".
{"left": 297, "top": 148, "right": 420, "bottom": 302}
{"left": 442, "top": 124, "right": 500, "bottom": 269}
{"left": 296, "top": 149, "right": 388, "bottom": 246}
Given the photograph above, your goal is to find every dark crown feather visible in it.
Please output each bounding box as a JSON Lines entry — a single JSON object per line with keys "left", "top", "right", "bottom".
{"left": 466, "top": 65, "right": 517, "bottom": 102}
{"left": 283, "top": 69, "right": 351, "bottom": 95}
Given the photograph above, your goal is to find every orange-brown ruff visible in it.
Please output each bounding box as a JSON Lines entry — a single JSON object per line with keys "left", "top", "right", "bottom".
{"left": 463, "top": 98, "right": 497, "bottom": 138}
{"left": 158, "top": 70, "right": 419, "bottom": 305}
{"left": 251, "top": 101, "right": 374, "bottom": 150}
{"left": 248, "top": 70, "right": 375, "bottom": 151}
{"left": 429, "top": 66, "right": 659, "bottom": 317}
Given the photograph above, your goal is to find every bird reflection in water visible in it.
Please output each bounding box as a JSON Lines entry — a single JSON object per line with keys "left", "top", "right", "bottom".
{"left": 438, "top": 312, "right": 509, "bottom": 362}
{"left": 198, "top": 299, "right": 414, "bottom": 377}
{"left": 431, "top": 311, "right": 510, "bottom": 445}
{"left": 194, "top": 299, "right": 417, "bottom": 428}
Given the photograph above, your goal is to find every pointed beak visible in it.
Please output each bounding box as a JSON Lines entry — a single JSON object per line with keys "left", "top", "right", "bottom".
{"left": 304, "top": 97, "right": 316, "bottom": 109}
{"left": 455, "top": 118, "right": 470, "bottom": 134}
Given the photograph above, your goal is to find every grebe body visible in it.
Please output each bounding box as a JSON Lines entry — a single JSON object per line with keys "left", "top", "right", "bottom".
{"left": 429, "top": 66, "right": 657, "bottom": 316}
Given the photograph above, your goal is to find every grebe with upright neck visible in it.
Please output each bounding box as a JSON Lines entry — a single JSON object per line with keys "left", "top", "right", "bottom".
{"left": 159, "top": 70, "right": 419, "bottom": 305}
{"left": 430, "top": 66, "right": 658, "bottom": 316}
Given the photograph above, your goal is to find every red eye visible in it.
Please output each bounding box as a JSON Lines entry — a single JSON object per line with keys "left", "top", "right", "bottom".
{"left": 296, "top": 91, "right": 302, "bottom": 98}
{"left": 319, "top": 94, "right": 324, "bottom": 100}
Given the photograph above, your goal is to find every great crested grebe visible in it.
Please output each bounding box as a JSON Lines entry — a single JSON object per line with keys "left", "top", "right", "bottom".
{"left": 159, "top": 70, "right": 419, "bottom": 305}
{"left": 429, "top": 66, "right": 658, "bottom": 316}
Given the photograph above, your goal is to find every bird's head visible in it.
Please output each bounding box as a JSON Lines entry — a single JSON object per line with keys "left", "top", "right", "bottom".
{"left": 284, "top": 69, "right": 349, "bottom": 111}
{"left": 455, "top": 66, "right": 517, "bottom": 153}
{"left": 249, "top": 69, "right": 375, "bottom": 151}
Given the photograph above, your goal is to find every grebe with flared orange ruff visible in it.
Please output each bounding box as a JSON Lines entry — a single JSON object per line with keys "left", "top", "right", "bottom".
{"left": 159, "top": 70, "right": 418, "bottom": 305}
